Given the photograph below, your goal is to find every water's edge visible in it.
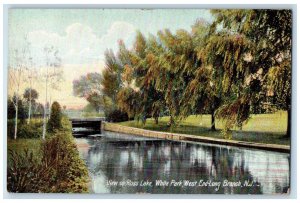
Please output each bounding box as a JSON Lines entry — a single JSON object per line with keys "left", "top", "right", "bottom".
{"left": 75, "top": 130, "right": 290, "bottom": 194}
{"left": 103, "top": 122, "right": 290, "bottom": 153}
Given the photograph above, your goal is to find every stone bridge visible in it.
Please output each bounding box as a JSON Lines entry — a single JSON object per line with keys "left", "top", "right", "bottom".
{"left": 69, "top": 117, "right": 106, "bottom": 137}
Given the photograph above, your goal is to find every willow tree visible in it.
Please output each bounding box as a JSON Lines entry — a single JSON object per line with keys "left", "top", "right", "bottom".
{"left": 144, "top": 34, "right": 167, "bottom": 124}
{"left": 113, "top": 39, "right": 145, "bottom": 121}
{"left": 101, "top": 48, "right": 123, "bottom": 114}
{"left": 204, "top": 32, "right": 253, "bottom": 131}
{"left": 153, "top": 29, "right": 200, "bottom": 128}
{"left": 128, "top": 31, "right": 166, "bottom": 124}
{"left": 115, "top": 34, "right": 149, "bottom": 124}
{"left": 180, "top": 19, "right": 222, "bottom": 130}
{"left": 208, "top": 9, "right": 292, "bottom": 135}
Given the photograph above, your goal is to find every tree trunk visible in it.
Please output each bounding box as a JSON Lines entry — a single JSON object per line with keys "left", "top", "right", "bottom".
{"left": 287, "top": 108, "right": 291, "bottom": 137}
{"left": 27, "top": 90, "right": 32, "bottom": 124}
{"left": 28, "top": 100, "right": 31, "bottom": 124}
{"left": 14, "top": 105, "right": 18, "bottom": 140}
{"left": 154, "top": 116, "right": 159, "bottom": 125}
{"left": 211, "top": 111, "right": 216, "bottom": 131}
{"left": 48, "top": 96, "right": 51, "bottom": 120}
{"left": 42, "top": 69, "right": 48, "bottom": 140}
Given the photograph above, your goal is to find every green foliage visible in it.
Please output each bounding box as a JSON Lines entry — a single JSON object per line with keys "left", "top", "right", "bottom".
{"left": 73, "top": 72, "right": 103, "bottom": 111}
{"left": 8, "top": 95, "right": 44, "bottom": 121}
{"left": 106, "top": 109, "right": 129, "bottom": 123}
{"left": 7, "top": 97, "right": 16, "bottom": 120}
{"left": 7, "top": 118, "right": 89, "bottom": 193}
{"left": 209, "top": 9, "right": 292, "bottom": 133}
{"left": 23, "top": 88, "right": 39, "bottom": 102}
{"left": 97, "top": 9, "right": 292, "bottom": 137}
{"left": 18, "top": 122, "right": 43, "bottom": 138}
{"left": 117, "top": 87, "right": 141, "bottom": 119}
{"left": 47, "top": 101, "right": 62, "bottom": 132}
{"left": 7, "top": 119, "right": 43, "bottom": 139}
{"left": 7, "top": 149, "right": 49, "bottom": 192}
{"left": 102, "top": 49, "right": 123, "bottom": 102}
{"left": 119, "top": 112, "right": 289, "bottom": 145}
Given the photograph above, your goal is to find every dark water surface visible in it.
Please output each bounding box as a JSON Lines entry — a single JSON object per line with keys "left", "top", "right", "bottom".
{"left": 75, "top": 131, "right": 290, "bottom": 194}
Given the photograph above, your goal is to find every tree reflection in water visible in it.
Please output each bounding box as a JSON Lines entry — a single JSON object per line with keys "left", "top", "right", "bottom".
{"left": 76, "top": 131, "right": 290, "bottom": 194}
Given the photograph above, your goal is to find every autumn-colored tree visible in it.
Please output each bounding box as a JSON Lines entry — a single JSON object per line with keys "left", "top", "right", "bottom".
{"left": 127, "top": 31, "right": 166, "bottom": 125}
{"left": 101, "top": 9, "right": 291, "bottom": 138}
{"left": 180, "top": 19, "right": 221, "bottom": 130}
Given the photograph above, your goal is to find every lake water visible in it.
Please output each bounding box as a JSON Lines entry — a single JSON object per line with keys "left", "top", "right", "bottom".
{"left": 75, "top": 131, "right": 290, "bottom": 194}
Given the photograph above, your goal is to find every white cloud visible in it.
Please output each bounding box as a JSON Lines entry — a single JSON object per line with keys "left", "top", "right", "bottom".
{"left": 24, "top": 21, "right": 136, "bottom": 65}
{"left": 100, "top": 21, "right": 136, "bottom": 48}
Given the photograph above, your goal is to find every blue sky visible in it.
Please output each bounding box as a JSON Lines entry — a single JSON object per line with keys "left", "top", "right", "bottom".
{"left": 8, "top": 9, "right": 214, "bottom": 107}
{"left": 9, "top": 9, "right": 214, "bottom": 66}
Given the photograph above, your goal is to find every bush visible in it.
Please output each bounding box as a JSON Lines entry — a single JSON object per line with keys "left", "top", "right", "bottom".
{"left": 7, "top": 149, "right": 52, "bottom": 193}
{"left": 7, "top": 120, "right": 43, "bottom": 139}
{"left": 18, "top": 124, "right": 43, "bottom": 139}
{"left": 7, "top": 120, "right": 15, "bottom": 139}
{"left": 7, "top": 123, "right": 89, "bottom": 193}
{"left": 47, "top": 101, "right": 62, "bottom": 132}
{"left": 106, "top": 109, "right": 129, "bottom": 122}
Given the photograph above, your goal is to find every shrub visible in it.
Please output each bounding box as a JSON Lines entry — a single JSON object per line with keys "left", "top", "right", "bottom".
{"left": 7, "top": 121, "right": 89, "bottom": 193}
{"left": 18, "top": 124, "right": 42, "bottom": 139}
{"left": 7, "top": 120, "right": 43, "bottom": 139}
{"left": 47, "top": 101, "right": 62, "bottom": 132}
{"left": 7, "top": 120, "right": 15, "bottom": 139}
{"left": 7, "top": 149, "right": 53, "bottom": 193}
{"left": 41, "top": 132, "right": 89, "bottom": 193}
{"left": 106, "top": 109, "right": 129, "bottom": 122}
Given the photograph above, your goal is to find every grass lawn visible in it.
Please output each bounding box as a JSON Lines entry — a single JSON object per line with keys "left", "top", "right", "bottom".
{"left": 118, "top": 111, "right": 290, "bottom": 145}
{"left": 82, "top": 111, "right": 105, "bottom": 118}
{"left": 7, "top": 116, "right": 70, "bottom": 159}
{"left": 7, "top": 138, "right": 42, "bottom": 162}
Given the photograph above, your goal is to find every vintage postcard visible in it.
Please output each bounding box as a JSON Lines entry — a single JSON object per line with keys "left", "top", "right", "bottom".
{"left": 6, "top": 8, "right": 291, "bottom": 195}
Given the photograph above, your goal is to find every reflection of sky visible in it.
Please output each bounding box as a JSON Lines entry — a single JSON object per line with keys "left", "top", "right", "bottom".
{"left": 75, "top": 131, "right": 290, "bottom": 194}
{"left": 237, "top": 149, "right": 289, "bottom": 194}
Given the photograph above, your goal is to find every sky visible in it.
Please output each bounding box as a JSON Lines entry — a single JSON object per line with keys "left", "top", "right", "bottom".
{"left": 8, "top": 9, "right": 214, "bottom": 109}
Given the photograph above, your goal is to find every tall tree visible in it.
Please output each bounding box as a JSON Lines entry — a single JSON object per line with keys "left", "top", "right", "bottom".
{"left": 155, "top": 29, "right": 199, "bottom": 128}
{"left": 8, "top": 37, "right": 30, "bottom": 139}
{"left": 125, "top": 31, "right": 166, "bottom": 125}
{"left": 180, "top": 19, "right": 222, "bottom": 130}
{"left": 42, "top": 46, "right": 62, "bottom": 140}
{"left": 101, "top": 48, "right": 123, "bottom": 114}
{"left": 207, "top": 9, "right": 291, "bottom": 134}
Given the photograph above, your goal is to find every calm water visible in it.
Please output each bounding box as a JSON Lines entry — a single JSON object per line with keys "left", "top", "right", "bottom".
{"left": 75, "top": 131, "right": 290, "bottom": 194}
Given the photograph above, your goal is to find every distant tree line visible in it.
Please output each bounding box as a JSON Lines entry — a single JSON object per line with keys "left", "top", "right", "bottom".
{"left": 73, "top": 10, "right": 291, "bottom": 136}
{"left": 8, "top": 88, "right": 43, "bottom": 121}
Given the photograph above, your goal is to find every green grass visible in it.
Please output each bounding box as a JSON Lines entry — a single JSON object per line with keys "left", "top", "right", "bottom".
{"left": 7, "top": 138, "right": 42, "bottom": 158}
{"left": 7, "top": 116, "right": 89, "bottom": 193}
{"left": 82, "top": 111, "right": 105, "bottom": 118}
{"left": 7, "top": 116, "right": 70, "bottom": 160}
{"left": 118, "top": 111, "right": 290, "bottom": 145}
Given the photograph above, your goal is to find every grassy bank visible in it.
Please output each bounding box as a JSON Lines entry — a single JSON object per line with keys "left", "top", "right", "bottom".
{"left": 7, "top": 117, "right": 89, "bottom": 193}
{"left": 118, "top": 111, "right": 289, "bottom": 145}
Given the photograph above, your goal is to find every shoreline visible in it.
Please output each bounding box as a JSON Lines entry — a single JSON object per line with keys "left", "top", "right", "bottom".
{"left": 103, "top": 122, "right": 290, "bottom": 153}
